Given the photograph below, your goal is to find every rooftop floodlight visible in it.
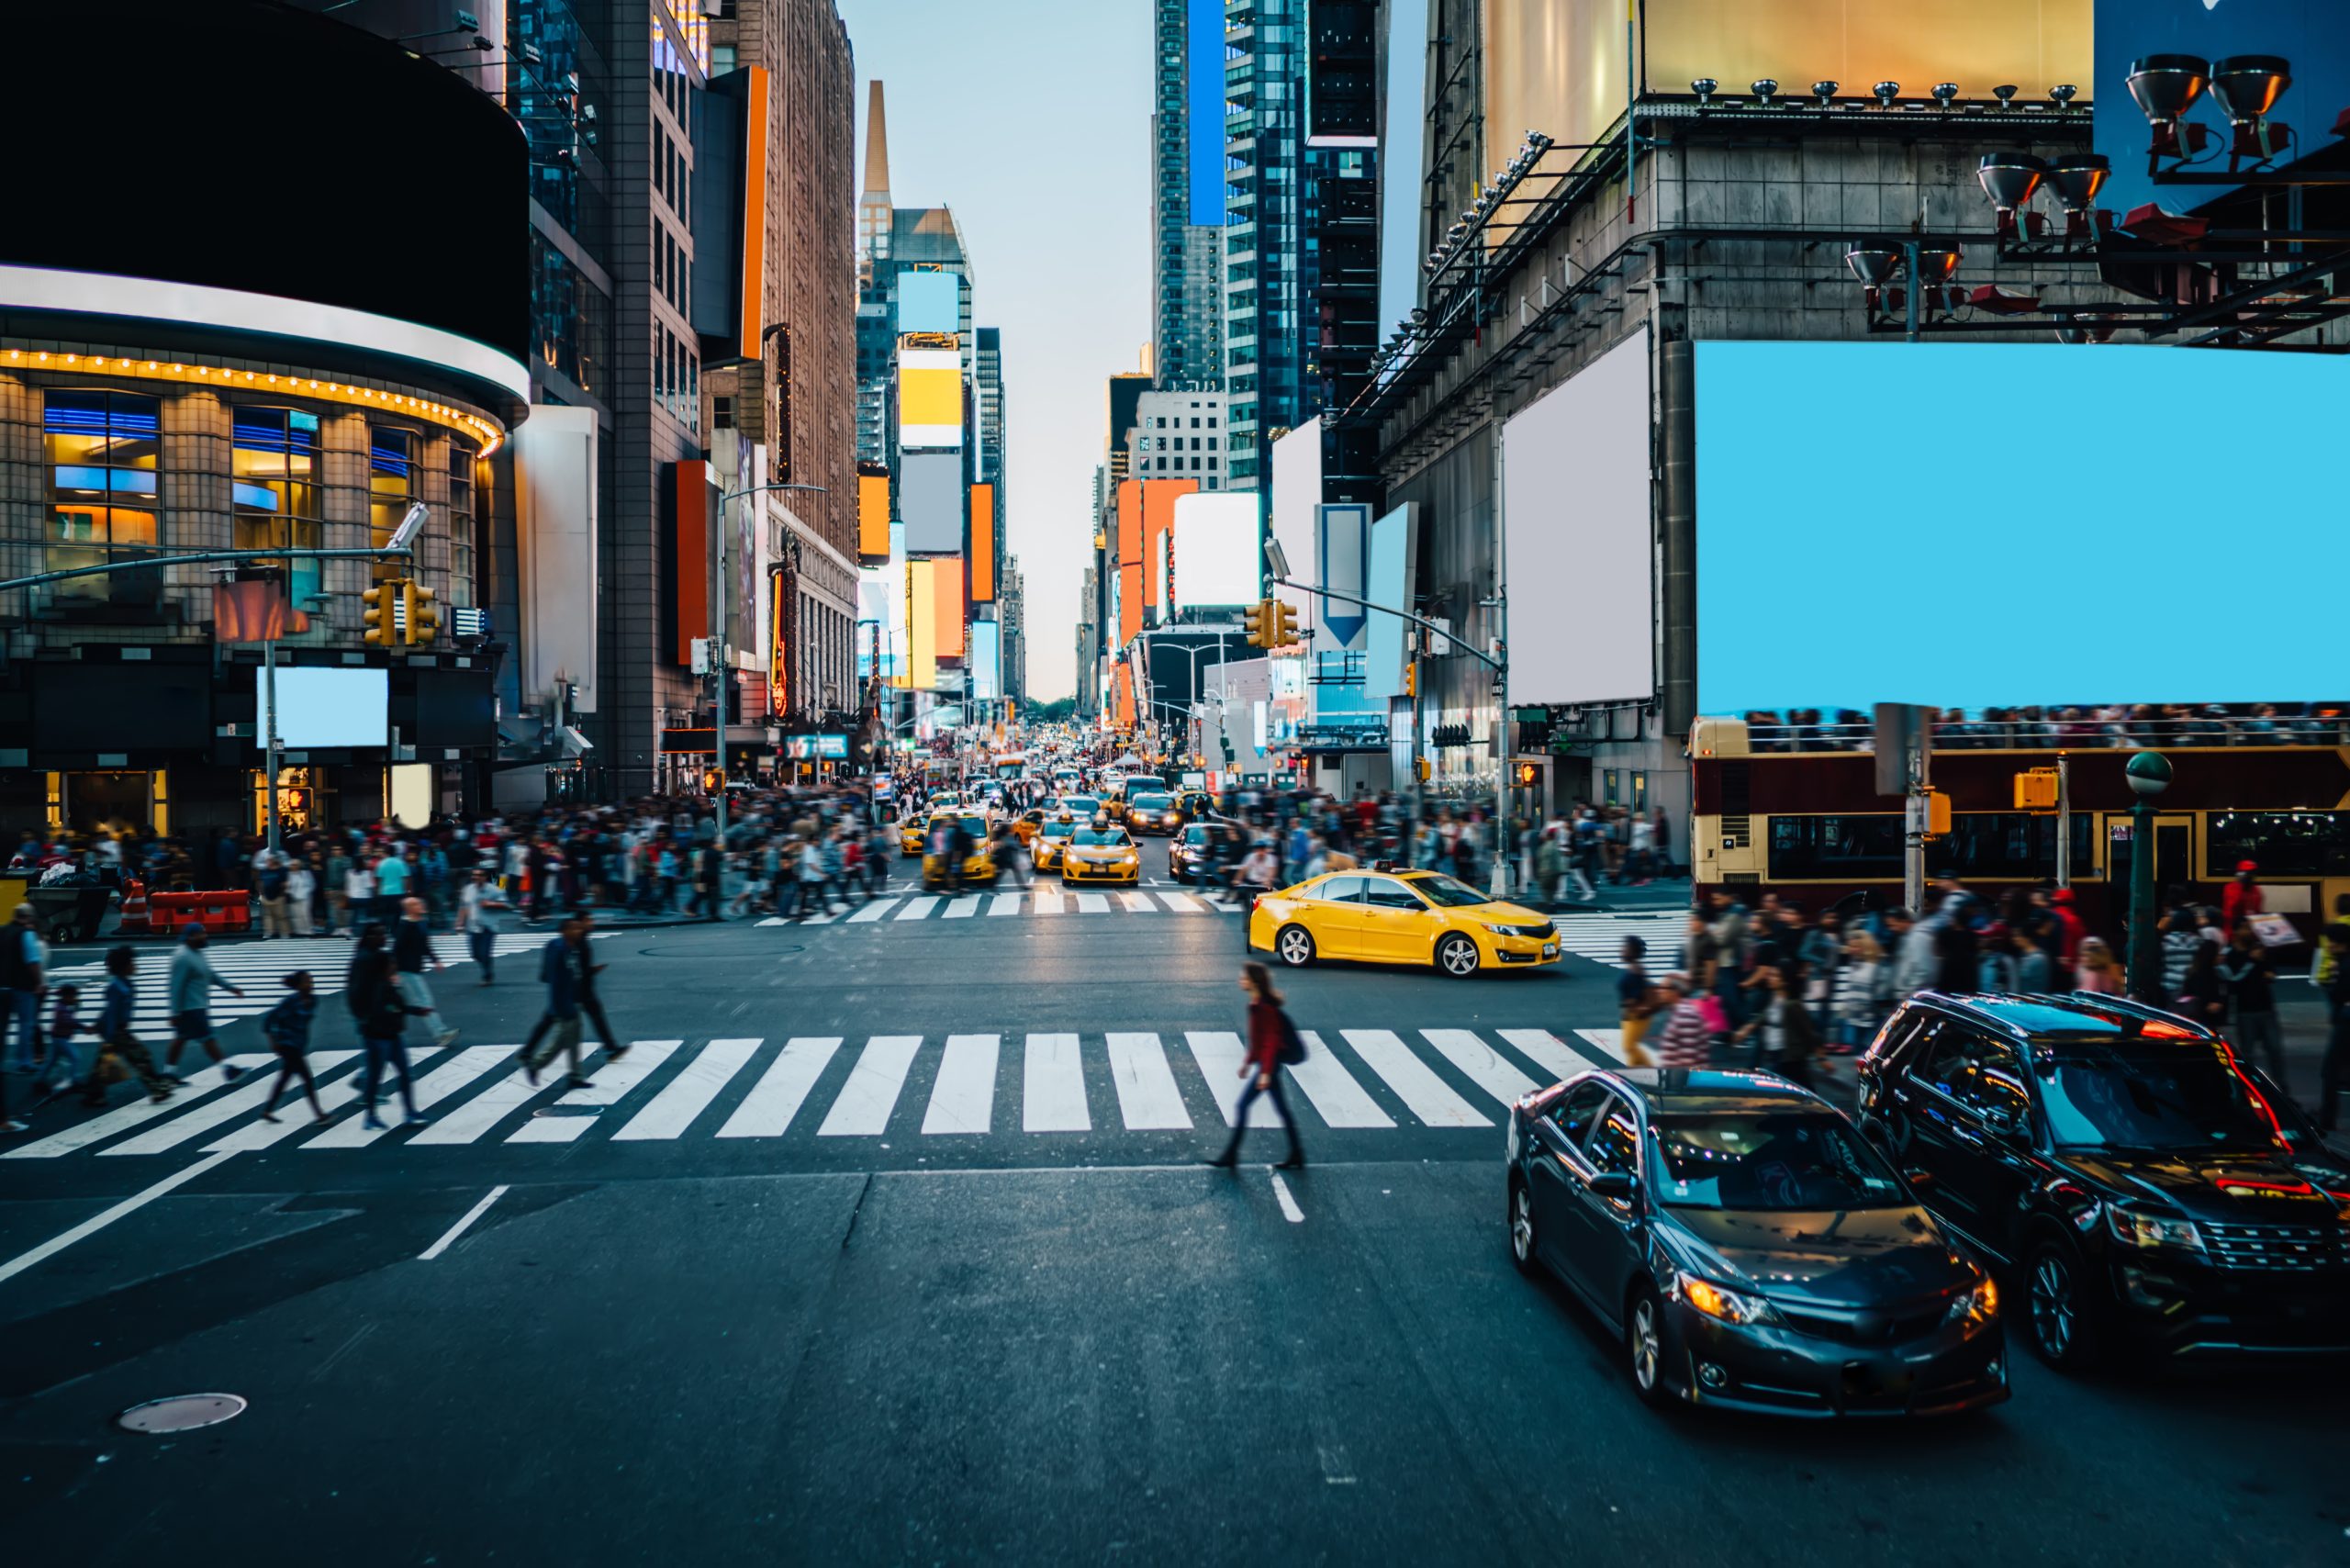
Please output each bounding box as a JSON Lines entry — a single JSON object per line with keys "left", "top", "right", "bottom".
{"left": 1812, "top": 80, "right": 1840, "bottom": 107}
{"left": 1873, "top": 81, "right": 1901, "bottom": 108}
{"left": 1751, "top": 78, "right": 1779, "bottom": 106}
{"left": 1692, "top": 78, "right": 1718, "bottom": 106}
{"left": 2047, "top": 152, "right": 2110, "bottom": 214}
{"left": 1932, "top": 83, "right": 1959, "bottom": 109}
{"left": 2127, "top": 53, "right": 2209, "bottom": 125}
{"left": 1977, "top": 151, "right": 2047, "bottom": 236}
{"left": 1844, "top": 246, "right": 1902, "bottom": 286}
{"left": 1409, "top": 307, "right": 1427, "bottom": 323}
{"left": 1916, "top": 248, "right": 1962, "bottom": 286}
{"left": 2049, "top": 83, "right": 2078, "bottom": 108}
{"left": 2210, "top": 54, "right": 2294, "bottom": 164}
{"left": 1993, "top": 84, "right": 2019, "bottom": 109}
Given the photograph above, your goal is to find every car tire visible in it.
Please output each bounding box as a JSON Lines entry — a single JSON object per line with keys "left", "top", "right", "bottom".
{"left": 1436, "top": 933, "right": 1482, "bottom": 979}
{"left": 1507, "top": 1181, "right": 1539, "bottom": 1276}
{"left": 2024, "top": 1236, "right": 2104, "bottom": 1373}
{"left": 1274, "top": 924, "right": 1316, "bottom": 967}
{"left": 1626, "top": 1283, "right": 1670, "bottom": 1407}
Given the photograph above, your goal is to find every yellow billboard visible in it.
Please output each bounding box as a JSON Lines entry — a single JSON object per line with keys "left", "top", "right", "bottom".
{"left": 1484, "top": 0, "right": 2091, "bottom": 166}
{"left": 908, "top": 557, "right": 938, "bottom": 689}
{"left": 898, "top": 346, "right": 963, "bottom": 450}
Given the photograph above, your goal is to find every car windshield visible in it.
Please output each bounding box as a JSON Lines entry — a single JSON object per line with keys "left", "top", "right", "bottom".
{"left": 1182, "top": 826, "right": 1208, "bottom": 844}
{"left": 960, "top": 816, "right": 987, "bottom": 837}
{"left": 1125, "top": 778, "right": 1167, "bottom": 794}
{"left": 1042, "top": 821, "right": 1077, "bottom": 839}
{"left": 1130, "top": 793, "right": 1171, "bottom": 811}
{"left": 2037, "top": 1037, "right": 2286, "bottom": 1152}
{"left": 1407, "top": 873, "right": 1494, "bottom": 909}
{"left": 1648, "top": 1113, "right": 1909, "bottom": 1211}
{"left": 1064, "top": 797, "right": 1100, "bottom": 814}
{"left": 1074, "top": 829, "right": 1129, "bottom": 847}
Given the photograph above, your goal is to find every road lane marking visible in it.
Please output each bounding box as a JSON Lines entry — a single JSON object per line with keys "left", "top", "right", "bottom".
{"left": 1420, "top": 1029, "right": 1539, "bottom": 1105}
{"left": 1185, "top": 1031, "right": 1283, "bottom": 1127}
{"left": 1075, "top": 892, "right": 1110, "bottom": 913}
{"left": 942, "top": 897, "right": 980, "bottom": 919}
{"left": 894, "top": 896, "right": 942, "bottom": 921}
{"left": 845, "top": 898, "right": 901, "bottom": 924}
{"left": 206, "top": 1049, "right": 442, "bottom": 1152}
{"left": 1022, "top": 1033, "right": 1091, "bottom": 1132}
{"left": 615, "top": 1038, "right": 760, "bottom": 1140}
{"left": 988, "top": 892, "right": 1024, "bottom": 916}
{"left": 1286, "top": 1032, "right": 1393, "bottom": 1127}
{"left": 0, "top": 1148, "right": 239, "bottom": 1285}
{"left": 1155, "top": 890, "right": 1206, "bottom": 913}
{"left": 102, "top": 1053, "right": 361, "bottom": 1157}
{"left": 1573, "top": 1027, "right": 1629, "bottom": 1063}
{"left": 306, "top": 1047, "right": 518, "bottom": 1148}
{"left": 1496, "top": 1027, "right": 1595, "bottom": 1084}
{"left": 1270, "top": 1170, "right": 1304, "bottom": 1223}
{"left": 506, "top": 1042, "right": 680, "bottom": 1143}
{"left": 1339, "top": 1030, "right": 1491, "bottom": 1128}
{"left": 408, "top": 1064, "right": 561, "bottom": 1145}
{"left": 417, "top": 1184, "right": 510, "bottom": 1261}
{"left": 922, "top": 1034, "right": 1001, "bottom": 1135}
{"left": 817, "top": 1036, "right": 922, "bottom": 1136}
{"left": 1117, "top": 891, "right": 1155, "bottom": 913}
{"left": 716, "top": 1037, "right": 842, "bottom": 1137}
{"left": 1032, "top": 890, "right": 1066, "bottom": 914}
{"left": 5, "top": 1058, "right": 266, "bottom": 1159}
{"left": 1106, "top": 1033, "right": 1192, "bottom": 1129}
{"left": 798, "top": 909, "right": 843, "bottom": 925}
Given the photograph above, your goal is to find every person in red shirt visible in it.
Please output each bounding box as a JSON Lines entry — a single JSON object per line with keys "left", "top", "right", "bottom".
{"left": 1206, "top": 962, "right": 1304, "bottom": 1170}
{"left": 2222, "top": 860, "right": 2264, "bottom": 933}
{"left": 2048, "top": 888, "right": 2087, "bottom": 969}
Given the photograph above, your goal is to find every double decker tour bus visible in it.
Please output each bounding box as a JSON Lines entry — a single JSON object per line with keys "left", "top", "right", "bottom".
{"left": 1688, "top": 711, "right": 2350, "bottom": 937}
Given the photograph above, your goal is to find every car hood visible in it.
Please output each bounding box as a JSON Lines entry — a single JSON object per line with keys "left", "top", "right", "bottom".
{"left": 1472, "top": 900, "right": 1551, "bottom": 926}
{"left": 1661, "top": 1207, "right": 1972, "bottom": 1308}
{"left": 1069, "top": 848, "right": 1133, "bottom": 860}
{"left": 2059, "top": 1148, "right": 2348, "bottom": 1224}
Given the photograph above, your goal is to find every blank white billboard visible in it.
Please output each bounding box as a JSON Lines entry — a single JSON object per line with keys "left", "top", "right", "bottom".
{"left": 1502, "top": 330, "right": 1651, "bottom": 704}
{"left": 901, "top": 451, "right": 963, "bottom": 555}
{"left": 1270, "top": 418, "right": 1320, "bottom": 634}
{"left": 1171, "top": 490, "right": 1259, "bottom": 609}
{"left": 263, "top": 666, "right": 388, "bottom": 748}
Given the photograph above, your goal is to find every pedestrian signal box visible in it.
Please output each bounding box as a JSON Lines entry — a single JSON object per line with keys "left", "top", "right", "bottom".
{"left": 2014, "top": 769, "right": 2060, "bottom": 811}
{"left": 1926, "top": 790, "right": 1952, "bottom": 839}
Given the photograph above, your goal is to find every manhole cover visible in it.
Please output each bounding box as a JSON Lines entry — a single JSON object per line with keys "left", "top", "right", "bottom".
{"left": 117, "top": 1394, "right": 247, "bottom": 1434}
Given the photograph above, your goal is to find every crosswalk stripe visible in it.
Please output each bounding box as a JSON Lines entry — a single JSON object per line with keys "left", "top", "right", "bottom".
{"left": 1573, "top": 1027, "right": 1628, "bottom": 1064}
{"left": 205, "top": 1048, "right": 444, "bottom": 1152}
{"left": 1419, "top": 1029, "right": 1539, "bottom": 1106}
{"left": 1033, "top": 890, "right": 1067, "bottom": 914}
{"left": 817, "top": 1035, "right": 921, "bottom": 1136}
{"left": 102, "top": 1052, "right": 360, "bottom": 1156}
{"left": 407, "top": 1063, "right": 558, "bottom": 1145}
{"left": 305, "top": 1046, "right": 517, "bottom": 1148}
{"left": 1340, "top": 1030, "right": 1491, "bottom": 1128}
{"left": 1022, "top": 1033, "right": 1090, "bottom": 1132}
{"left": 715, "top": 1037, "right": 842, "bottom": 1138}
{"left": 1117, "top": 891, "right": 1155, "bottom": 913}
{"left": 1106, "top": 1032, "right": 1192, "bottom": 1129}
{"left": 846, "top": 898, "right": 900, "bottom": 924}
{"left": 798, "top": 909, "right": 843, "bottom": 925}
{"left": 1496, "top": 1027, "right": 1600, "bottom": 1082}
{"left": 755, "top": 916, "right": 791, "bottom": 927}
{"left": 1156, "top": 890, "right": 1206, "bottom": 913}
{"left": 507, "top": 1042, "right": 680, "bottom": 1143}
{"left": 895, "top": 896, "right": 941, "bottom": 921}
{"left": 614, "top": 1037, "right": 760, "bottom": 1141}
{"left": 4, "top": 1058, "right": 267, "bottom": 1159}
{"left": 988, "top": 892, "right": 1024, "bottom": 916}
{"left": 942, "top": 896, "right": 980, "bottom": 920}
{"left": 1079, "top": 892, "right": 1113, "bottom": 913}
{"left": 1287, "top": 1031, "right": 1393, "bottom": 1128}
{"left": 922, "top": 1033, "right": 1000, "bottom": 1135}
{"left": 1185, "top": 1030, "right": 1282, "bottom": 1127}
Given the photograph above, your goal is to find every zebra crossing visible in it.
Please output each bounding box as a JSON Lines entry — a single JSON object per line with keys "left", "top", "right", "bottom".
{"left": 1546, "top": 913, "right": 1688, "bottom": 971}
{"left": 40, "top": 934, "right": 579, "bottom": 1044}
{"left": 4, "top": 1022, "right": 1634, "bottom": 1160}
{"left": 755, "top": 886, "right": 1234, "bottom": 924}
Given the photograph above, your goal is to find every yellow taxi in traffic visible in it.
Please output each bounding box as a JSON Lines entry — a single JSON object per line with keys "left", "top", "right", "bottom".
{"left": 1058, "top": 823, "right": 1141, "bottom": 886}
{"left": 1247, "top": 868, "right": 1560, "bottom": 978}
{"left": 1030, "top": 813, "right": 1080, "bottom": 873}
{"left": 921, "top": 813, "right": 999, "bottom": 890}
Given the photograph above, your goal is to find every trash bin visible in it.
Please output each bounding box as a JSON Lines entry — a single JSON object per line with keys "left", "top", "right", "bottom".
{"left": 26, "top": 883, "right": 112, "bottom": 944}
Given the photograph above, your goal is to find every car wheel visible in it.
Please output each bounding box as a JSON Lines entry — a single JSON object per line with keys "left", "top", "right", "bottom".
{"left": 1507, "top": 1182, "right": 1539, "bottom": 1275}
{"left": 1626, "top": 1284, "right": 1670, "bottom": 1406}
{"left": 1274, "top": 924, "right": 1316, "bottom": 967}
{"left": 2025, "top": 1237, "right": 2103, "bottom": 1372}
{"left": 1436, "top": 933, "right": 1482, "bottom": 978}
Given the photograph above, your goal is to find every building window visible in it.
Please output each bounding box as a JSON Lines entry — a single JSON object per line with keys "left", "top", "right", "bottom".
{"left": 45, "top": 388, "right": 160, "bottom": 602}
{"left": 448, "top": 438, "right": 477, "bottom": 607}
{"left": 369, "top": 426, "right": 420, "bottom": 582}
{"left": 231, "top": 407, "right": 324, "bottom": 602}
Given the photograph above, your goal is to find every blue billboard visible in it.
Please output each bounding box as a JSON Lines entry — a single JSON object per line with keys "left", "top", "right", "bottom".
{"left": 896, "top": 269, "right": 961, "bottom": 336}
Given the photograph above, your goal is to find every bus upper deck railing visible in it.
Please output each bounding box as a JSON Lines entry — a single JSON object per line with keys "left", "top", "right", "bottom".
{"left": 1730, "top": 709, "right": 2350, "bottom": 754}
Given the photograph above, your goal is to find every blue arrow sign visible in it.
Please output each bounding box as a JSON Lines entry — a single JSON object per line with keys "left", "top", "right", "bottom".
{"left": 1316, "top": 503, "right": 1371, "bottom": 650}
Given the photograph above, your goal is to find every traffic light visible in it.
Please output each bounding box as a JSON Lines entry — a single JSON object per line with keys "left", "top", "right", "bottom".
{"left": 402, "top": 581, "right": 440, "bottom": 645}
{"left": 2014, "top": 768, "right": 2060, "bottom": 810}
{"left": 1270, "top": 599, "right": 1299, "bottom": 647}
{"left": 362, "top": 580, "right": 397, "bottom": 644}
{"left": 1244, "top": 598, "right": 1274, "bottom": 647}
{"left": 1404, "top": 662, "right": 1417, "bottom": 697}
{"left": 1514, "top": 761, "right": 1540, "bottom": 787}
{"left": 702, "top": 767, "right": 724, "bottom": 793}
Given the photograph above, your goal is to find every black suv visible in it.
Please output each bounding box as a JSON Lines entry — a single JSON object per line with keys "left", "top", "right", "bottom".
{"left": 1856, "top": 991, "right": 2350, "bottom": 1371}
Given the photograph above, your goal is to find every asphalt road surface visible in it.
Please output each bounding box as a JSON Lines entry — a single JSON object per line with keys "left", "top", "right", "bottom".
{"left": 4, "top": 837, "right": 2344, "bottom": 1565}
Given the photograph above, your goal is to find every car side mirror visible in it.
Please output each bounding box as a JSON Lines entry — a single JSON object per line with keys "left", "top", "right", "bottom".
{"left": 1986, "top": 1105, "right": 2031, "bottom": 1145}
{"left": 1588, "top": 1170, "right": 1637, "bottom": 1201}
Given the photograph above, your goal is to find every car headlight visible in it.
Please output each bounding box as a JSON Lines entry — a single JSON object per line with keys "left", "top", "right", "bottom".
{"left": 1946, "top": 1272, "right": 1998, "bottom": 1327}
{"left": 1678, "top": 1275, "right": 1783, "bottom": 1327}
{"left": 1480, "top": 923, "right": 1517, "bottom": 936}
{"left": 2108, "top": 1208, "right": 2205, "bottom": 1253}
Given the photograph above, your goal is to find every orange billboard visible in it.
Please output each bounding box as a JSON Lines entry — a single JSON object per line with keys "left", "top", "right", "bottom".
{"left": 1116, "top": 479, "right": 1144, "bottom": 647}
{"left": 907, "top": 558, "right": 937, "bottom": 689}
{"left": 969, "top": 483, "right": 995, "bottom": 602}
{"left": 934, "top": 556, "right": 966, "bottom": 658}
{"left": 1142, "top": 478, "right": 1196, "bottom": 622}
{"left": 857, "top": 465, "right": 890, "bottom": 565}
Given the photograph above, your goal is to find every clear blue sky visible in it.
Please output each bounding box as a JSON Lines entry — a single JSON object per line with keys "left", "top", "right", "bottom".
{"left": 835, "top": 0, "right": 1152, "bottom": 701}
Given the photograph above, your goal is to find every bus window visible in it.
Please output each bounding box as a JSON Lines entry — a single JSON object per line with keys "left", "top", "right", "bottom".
{"left": 2205, "top": 811, "right": 2350, "bottom": 878}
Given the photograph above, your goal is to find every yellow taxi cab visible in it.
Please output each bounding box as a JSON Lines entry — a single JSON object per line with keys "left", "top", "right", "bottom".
{"left": 898, "top": 812, "right": 932, "bottom": 856}
{"left": 1058, "top": 823, "right": 1141, "bottom": 886}
{"left": 1031, "top": 812, "right": 1080, "bottom": 873}
{"left": 1012, "top": 807, "right": 1048, "bottom": 846}
{"left": 1247, "top": 868, "right": 1560, "bottom": 978}
{"left": 920, "top": 813, "right": 999, "bottom": 890}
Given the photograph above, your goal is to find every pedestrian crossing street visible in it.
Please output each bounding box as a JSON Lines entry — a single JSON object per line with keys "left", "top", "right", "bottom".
{"left": 41, "top": 935, "right": 587, "bottom": 1044}
{"left": 6, "top": 1022, "right": 1637, "bottom": 1160}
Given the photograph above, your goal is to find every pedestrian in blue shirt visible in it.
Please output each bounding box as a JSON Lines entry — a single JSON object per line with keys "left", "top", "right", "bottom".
{"left": 257, "top": 971, "right": 329, "bottom": 1124}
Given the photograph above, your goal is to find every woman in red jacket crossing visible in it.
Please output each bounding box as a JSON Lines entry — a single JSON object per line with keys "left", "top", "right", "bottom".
{"left": 1206, "top": 961, "right": 1305, "bottom": 1170}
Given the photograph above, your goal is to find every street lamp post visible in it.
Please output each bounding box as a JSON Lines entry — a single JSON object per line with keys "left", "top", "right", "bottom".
{"left": 711, "top": 480, "right": 827, "bottom": 846}
{"left": 2124, "top": 749, "right": 2173, "bottom": 999}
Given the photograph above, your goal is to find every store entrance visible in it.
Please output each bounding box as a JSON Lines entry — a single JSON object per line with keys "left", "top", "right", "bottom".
{"left": 63, "top": 770, "right": 156, "bottom": 835}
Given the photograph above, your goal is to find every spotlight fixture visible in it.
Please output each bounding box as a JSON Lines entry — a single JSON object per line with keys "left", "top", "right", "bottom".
{"left": 1873, "top": 81, "right": 1900, "bottom": 108}
{"left": 1751, "top": 78, "right": 1778, "bottom": 106}
{"left": 1843, "top": 246, "right": 1902, "bottom": 286}
{"left": 2126, "top": 54, "right": 2212, "bottom": 162}
{"left": 1992, "top": 84, "right": 2018, "bottom": 110}
{"left": 2049, "top": 84, "right": 2077, "bottom": 108}
{"left": 1812, "top": 80, "right": 1839, "bottom": 107}
{"left": 1691, "top": 77, "right": 1718, "bottom": 106}
{"left": 1932, "top": 83, "right": 1959, "bottom": 109}
{"left": 2210, "top": 54, "right": 2294, "bottom": 165}
{"left": 2046, "top": 152, "right": 2109, "bottom": 219}
{"left": 1977, "top": 151, "right": 2047, "bottom": 238}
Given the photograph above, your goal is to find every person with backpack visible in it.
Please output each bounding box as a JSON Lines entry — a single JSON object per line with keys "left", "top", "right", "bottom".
{"left": 1204, "top": 961, "right": 1305, "bottom": 1170}
{"left": 84, "top": 946, "right": 173, "bottom": 1107}
{"left": 255, "top": 970, "right": 330, "bottom": 1125}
